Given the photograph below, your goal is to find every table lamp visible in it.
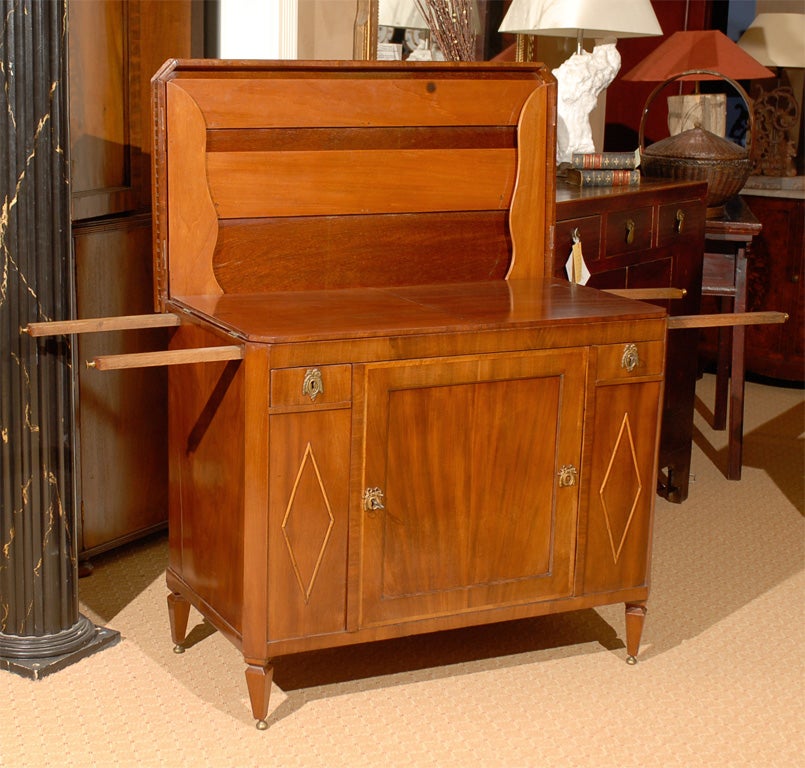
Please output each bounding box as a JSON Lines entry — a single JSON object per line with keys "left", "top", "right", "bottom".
{"left": 377, "top": 0, "right": 430, "bottom": 60}
{"left": 379, "top": 0, "right": 428, "bottom": 30}
{"left": 499, "top": 0, "right": 662, "bottom": 164}
{"left": 737, "top": 13, "right": 805, "bottom": 176}
{"left": 621, "top": 30, "right": 775, "bottom": 137}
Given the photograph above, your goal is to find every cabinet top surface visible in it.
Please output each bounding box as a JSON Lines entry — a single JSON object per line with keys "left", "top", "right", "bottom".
{"left": 173, "top": 278, "right": 666, "bottom": 344}
{"left": 556, "top": 179, "right": 708, "bottom": 209}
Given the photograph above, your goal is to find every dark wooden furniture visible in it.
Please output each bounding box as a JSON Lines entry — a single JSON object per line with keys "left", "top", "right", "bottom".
{"left": 555, "top": 180, "right": 707, "bottom": 502}
{"left": 741, "top": 192, "right": 804, "bottom": 383}
{"left": 701, "top": 196, "right": 762, "bottom": 480}
{"left": 147, "top": 61, "right": 666, "bottom": 728}
{"left": 68, "top": 0, "right": 201, "bottom": 557}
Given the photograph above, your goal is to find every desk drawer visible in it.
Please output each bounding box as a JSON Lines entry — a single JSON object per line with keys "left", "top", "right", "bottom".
{"left": 554, "top": 215, "right": 602, "bottom": 275}
{"left": 596, "top": 341, "right": 665, "bottom": 381}
{"left": 657, "top": 199, "right": 706, "bottom": 247}
{"left": 271, "top": 364, "right": 352, "bottom": 407}
{"left": 605, "top": 206, "right": 653, "bottom": 255}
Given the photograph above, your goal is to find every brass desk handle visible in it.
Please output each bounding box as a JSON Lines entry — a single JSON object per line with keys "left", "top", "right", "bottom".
{"left": 675, "top": 209, "right": 686, "bottom": 233}
{"left": 625, "top": 219, "right": 636, "bottom": 245}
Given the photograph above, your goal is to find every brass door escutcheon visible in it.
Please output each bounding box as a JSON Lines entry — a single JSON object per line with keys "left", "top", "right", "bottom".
{"left": 675, "top": 209, "right": 686, "bottom": 233}
{"left": 625, "top": 218, "right": 636, "bottom": 244}
{"left": 302, "top": 368, "right": 324, "bottom": 400}
{"left": 558, "top": 465, "right": 578, "bottom": 487}
{"left": 363, "top": 487, "right": 385, "bottom": 511}
{"left": 621, "top": 343, "right": 640, "bottom": 372}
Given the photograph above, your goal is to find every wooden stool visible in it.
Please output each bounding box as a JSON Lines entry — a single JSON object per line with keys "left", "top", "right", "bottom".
{"left": 702, "top": 195, "right": 762, "bottom": 480}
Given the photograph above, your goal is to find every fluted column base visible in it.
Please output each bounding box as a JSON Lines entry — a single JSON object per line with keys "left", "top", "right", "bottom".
{"left": 0, "top": 616, "right": 119, "bottom": 680}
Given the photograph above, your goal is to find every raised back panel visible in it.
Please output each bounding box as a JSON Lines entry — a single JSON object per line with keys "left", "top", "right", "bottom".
{"left": 151, "top": 61, "right": 556, "bottom": 307}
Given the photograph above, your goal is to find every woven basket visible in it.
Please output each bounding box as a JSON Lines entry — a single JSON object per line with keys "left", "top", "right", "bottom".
{"left": 639, "top": 70, "right": 753, "bottom": 211}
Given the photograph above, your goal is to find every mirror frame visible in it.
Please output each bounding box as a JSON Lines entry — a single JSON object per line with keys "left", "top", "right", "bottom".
{"left": 353, "top": 0, "right": 379, "bottom": 59}
{"left": 352, "top": 1, "right": 531, "bottom": 62}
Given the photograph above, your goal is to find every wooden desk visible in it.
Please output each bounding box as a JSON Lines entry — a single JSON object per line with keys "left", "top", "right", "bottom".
{"left": 148, "top": 62, "right": 665, "bottom": 729}
{"left": 702, "top": 196, "right": 762, "bottom": 480}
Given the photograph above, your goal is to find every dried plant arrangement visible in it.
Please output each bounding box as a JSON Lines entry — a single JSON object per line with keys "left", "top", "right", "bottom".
{"left": 415, "top": 0, "right": 477, "bottom": 61}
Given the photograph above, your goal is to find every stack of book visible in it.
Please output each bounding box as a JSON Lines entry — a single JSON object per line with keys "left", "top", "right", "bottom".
{"left": 565, "top": 151, "right": 641, "bottom": 187}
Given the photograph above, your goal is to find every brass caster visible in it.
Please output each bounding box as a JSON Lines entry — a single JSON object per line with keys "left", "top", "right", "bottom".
{"left": 173, "top": 644, "right": 185, "bottom": 654}
{"left": 256, "top": 720, "right": 268, "bottom": 731}
{"left": 626, "top": 655, "right": 637, "bottom": 665}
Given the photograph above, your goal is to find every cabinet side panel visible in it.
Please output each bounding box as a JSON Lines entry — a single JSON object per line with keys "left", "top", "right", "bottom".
{"left": 168, "top": 324, "right": 244, "bottom": 634}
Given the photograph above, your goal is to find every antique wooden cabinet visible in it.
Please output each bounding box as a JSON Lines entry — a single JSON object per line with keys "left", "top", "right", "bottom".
{"left": 143, "top": 61, "right": 666, "bottom": 729}
{"left": 555, "top": 180, "right": 707, "bottom": 502}
{"left": 68, "top": 0, "right": 202, "bottom": 557}
{"left": 741, "top": 193, "right": 804, "bottom": 382}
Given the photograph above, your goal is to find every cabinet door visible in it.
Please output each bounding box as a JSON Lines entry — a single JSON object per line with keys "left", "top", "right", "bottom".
{"left": 268, "top": 408, "right": 351, "bottom": 642}
{"left": 358, "top": 350, "right": 586, "bottom": 628}
{"left": 581, "top": 380, "right": 662, "bottom": 594}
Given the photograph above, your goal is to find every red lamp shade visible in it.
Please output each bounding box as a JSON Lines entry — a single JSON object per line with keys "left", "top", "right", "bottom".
{"left": 621, "top": 30, "right": 775, "bottom": 81}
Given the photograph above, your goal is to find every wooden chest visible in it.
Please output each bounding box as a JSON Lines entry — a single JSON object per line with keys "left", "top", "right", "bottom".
{"left": 148, "top": 61, "right": 666, "bottom": 728}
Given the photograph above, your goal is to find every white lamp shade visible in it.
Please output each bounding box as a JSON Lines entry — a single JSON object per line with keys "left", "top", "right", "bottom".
{"left": 499, "top": 0, "right": 662, "bottom": 39}
{"left": 379, "top": 0, "right": 429, "bottom": 30}
{"left": 737, "top": 13, "right": 805, "bottom": 68}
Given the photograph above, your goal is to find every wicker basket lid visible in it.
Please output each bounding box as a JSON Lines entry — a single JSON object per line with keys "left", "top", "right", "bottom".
{"left": 642, "top": 126, "right": 748, "bottom": 162}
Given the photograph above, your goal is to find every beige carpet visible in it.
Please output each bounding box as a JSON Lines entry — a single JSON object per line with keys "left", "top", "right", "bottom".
{"left": 2, "top": 374, "right": 803, "bottom": 768}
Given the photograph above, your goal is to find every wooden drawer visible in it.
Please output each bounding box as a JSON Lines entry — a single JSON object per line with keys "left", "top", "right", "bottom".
{"left": 270, "top": 364, "right": 352, "bottom": 407}
{"left": 554, "top": 215, "right": 602, "bottom": 276}
{"left": 596, "top": 340, "right": 665, "bottom": 382}
{"left": 657, "top": 199, "right": 706, "bottom": 248}
{"left": 605, "top": 206, "right": 653, "bottom": 255}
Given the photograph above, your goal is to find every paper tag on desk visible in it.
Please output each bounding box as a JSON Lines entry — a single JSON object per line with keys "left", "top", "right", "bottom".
{"left": 565, "top": 241, "right": 591, "bottom": 285}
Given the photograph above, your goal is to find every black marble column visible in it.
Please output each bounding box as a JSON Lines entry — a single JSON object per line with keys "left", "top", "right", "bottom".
{"left": 0, "top": 0, "right": 118, "bottom": 678}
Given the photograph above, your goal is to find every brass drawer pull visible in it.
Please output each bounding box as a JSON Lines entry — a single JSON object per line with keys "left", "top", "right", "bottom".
{"left": 675, "top": 209, "right": 686, "bottom": 233}
{"left": 625, "top": 218, "right": 636, "bottom": 245}
{"left": 621, "top": 343, "right": 640, "bottom": 372}
{"left": 302, "top": 368, "right": 324, "bottom": 401}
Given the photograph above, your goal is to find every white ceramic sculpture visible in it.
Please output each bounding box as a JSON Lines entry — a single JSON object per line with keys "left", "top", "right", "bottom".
{"left": 553, "top": 42, "right": 621, "bottom": 164}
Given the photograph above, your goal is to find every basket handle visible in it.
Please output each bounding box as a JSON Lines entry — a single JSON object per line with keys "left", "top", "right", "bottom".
{"left": 638, "top": 69, "right": 754, "bottom": 153}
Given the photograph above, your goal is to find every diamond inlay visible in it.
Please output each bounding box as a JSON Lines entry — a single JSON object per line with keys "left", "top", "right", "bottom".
{"left": 281, "top": 443, "right": 334, "bottom": 603}
{"left": 598, "top": 413, "right": 642, "bottom": 564}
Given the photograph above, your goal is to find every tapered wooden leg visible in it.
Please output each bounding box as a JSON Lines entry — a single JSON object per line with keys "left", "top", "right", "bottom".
{"left": 167, "top": 592, "right": 191, "bottom": 653}
{"left": 625, "top": 602, "right": 647, "bottom": 665}
{"left": 245, "top": 662, "right": 274, "bottom": 730}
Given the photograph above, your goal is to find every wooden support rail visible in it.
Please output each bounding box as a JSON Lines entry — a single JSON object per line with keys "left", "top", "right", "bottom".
{"left": 21, "top": 313, "right": 181, "bottom": 337}
{"left": 667, "top": 311, "right": 788, "bottom": 330}
{"left": 87, "top": 345, "right": 244, "bottom": 371}
{"left": 604, "top": 288, "right": 687, "bottom": 300}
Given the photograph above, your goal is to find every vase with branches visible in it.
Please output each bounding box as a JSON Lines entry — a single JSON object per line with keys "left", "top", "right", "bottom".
{"left": 414, "top": 0, "right": 478, "bottom": 61}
